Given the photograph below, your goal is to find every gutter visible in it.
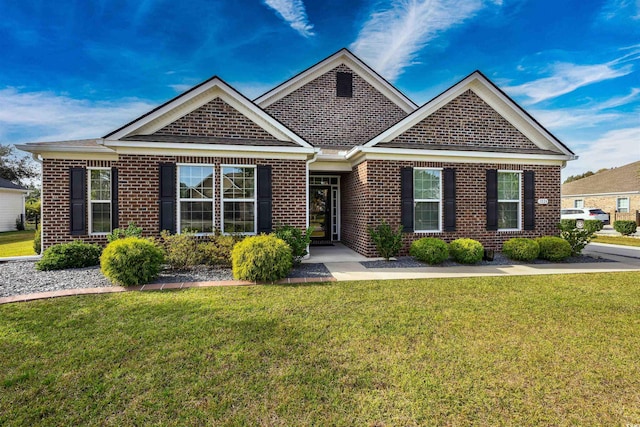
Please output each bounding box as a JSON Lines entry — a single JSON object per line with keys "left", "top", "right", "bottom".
{"left": 305, "top": 149, "right": 321, "bottom": 229}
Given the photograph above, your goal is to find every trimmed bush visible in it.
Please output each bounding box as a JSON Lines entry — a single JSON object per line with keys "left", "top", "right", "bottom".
{"left": 449, "top": 238, "right": 484, "bottom": 264}
{"left": 558, "top": 219, "right": 577, "bottom": 231}
{"left": 232, "top": 235, "right": 292, "bottom": 282}
{"left": 36, "top": 240, "right": 102, "bottom": 271}
{"left": 536, "top": 236, "right": 572, "bottom": 262}
{"left": 502, "top": 238, "right": 540, "bottom": 261}
{"left": 614, "top": 220, "right": 637, "bottom": 236}
{"left": 160, "top": 231, "right": 205, "bottom": 269}
{"left": 33, "top": 223, "right": 41, "bottom": 255}
{"left": 101, "top": 237, "right": 164, "bottom": 286}
{"left": 368, "top": 220, "right": 403, "bottom": 261}
{"left": 584, "top": 220, "right": 604, "bottom": 234}
{"left": 107, "top": 222, "right": 143, "bottom": 243}
{"left": 409, "top": 237, "right": 449, "bottom": 265}
{"left": 198, "top": 234, "right": 241, "bottom": 267}
{"left": 274, "top": 225, "right": 312, "bottom": 264}
{"left": 560, "top": 228, "right": 593, "bottom": 256}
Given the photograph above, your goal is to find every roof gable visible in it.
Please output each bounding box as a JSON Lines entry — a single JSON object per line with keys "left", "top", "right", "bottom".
{"left": 0, "top": 177, "right": 27, "bottom": 191}
{"left": 104, "top": 77, "right": 312, "bottom": 148}
{"left": 254, "top": 48, "right": 418, "bottom": 114}
{"left": 365, "top": 71, "right": 575, "bottom": 158}
{"left": 562, "top": 161, "right": 640, "bottom": 195}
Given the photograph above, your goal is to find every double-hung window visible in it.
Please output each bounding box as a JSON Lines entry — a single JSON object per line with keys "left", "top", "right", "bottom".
{"left": 178, "top": 165, "right": 215, "bottom": 233}
{"left": 617, "top": 197, "right": 630, "bottom": 213}
{"left": 574, "top": 199, "right": 584, "bottom": 209}
{"left": 221, "top": 166, "right": 256, "bottom": 234}
{"left": 414, "top": 168, "right": 441, "bottom": 232}
{"left": 88, "top": 168, "right": 111, "bottom": 234}
{"left": 497, "top": 171, "right": 521, "bottom": 230}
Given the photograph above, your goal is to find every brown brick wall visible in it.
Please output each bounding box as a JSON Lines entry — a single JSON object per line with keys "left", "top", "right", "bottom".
{"left": 154, "top": 97, "right": 274, "bottom": 140}
{"left": 265, "top": 64, "right": 408, "bottom": 148}
{"left": 390, "top": 90, "right": 540, "bottom": 151}
{"left": 41, "top": 156, "right": 306, "bottom": 249}
{"left": 341, "top": 160, "right": 562, "bottom": 257}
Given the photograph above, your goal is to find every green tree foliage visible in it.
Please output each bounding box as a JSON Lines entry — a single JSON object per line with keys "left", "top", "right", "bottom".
{"left": 0, "top": 144, "right": 38, "bottom": 185}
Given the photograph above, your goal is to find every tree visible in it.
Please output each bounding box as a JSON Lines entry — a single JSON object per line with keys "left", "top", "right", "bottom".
{"left": 563, "top": 170, "right": 595, "bottom": 184}
{"left": 0, "top": 144, "right": 38, "bottom": 185}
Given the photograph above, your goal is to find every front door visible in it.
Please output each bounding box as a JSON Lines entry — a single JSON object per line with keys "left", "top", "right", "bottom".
{"left": 309, "top": 186, "right": 331, "bottom": 241}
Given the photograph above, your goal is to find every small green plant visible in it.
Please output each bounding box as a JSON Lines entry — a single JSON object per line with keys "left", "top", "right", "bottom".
{"left": 449, "top": 238, "right": 484, "bottom": 264}
{"left": 274, "top": 225, "right": 313, "bottom": 264}
{"left": 160, "top": 231, "right": 205, "bottom": 269}
{"left": 198, "top": 234, "right": 241, "bottom": 267}
{"left": 502, "top": 238, "right": 540, "bottom": 261}
{"left": 368, "top": 220, "right": 403, "bottom": 261}
{"left": 583, "top": 220, "right": 604, "bottom": 234}
{"left": 536, "top": 236, "right": 572, "bottom": 261}
{"left": 36, "top": 240, "right": 102, "bottom": 271}
{"left": 409, "top": 237, "right": 449, "bottom": 265}
{"left": 558, "top": 220, "right": 595, "bottom": 256}
{"left": 15, "top": 216, "right": 25, "bottom": 231}
{"left": 33, "top": 222, "right": 41, "bottom": 255}
{"left": 232, "top": 235, "right": 292, "bottom": 282}
{"left": 101, "top": 237, "right": 164, "bottom": 286}
{"left": 107, "top": 222, "right": 143, "bottom": 243}
{"left": 559, "top": 219, "right": 577, "bottom": 231}
{"left": 614, "top": 220, "right": 637, "bottom": 236}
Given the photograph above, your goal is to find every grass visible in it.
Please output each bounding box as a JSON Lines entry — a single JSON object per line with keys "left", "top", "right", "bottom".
{"left": 593, "top": 234, "right": 640, "bottom": 247}
{"left": 1, "top": 273, "right": 640, "bottom": 425}
{"left": 0, "top": 230, "right": 36, "bottom": 257}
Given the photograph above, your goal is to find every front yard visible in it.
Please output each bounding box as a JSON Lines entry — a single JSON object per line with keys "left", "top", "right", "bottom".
{"left": 1, "top": 272, "right": 639, "bottom": 425}
{"left": 0, "top": 230, "right": 35, "bottom": 257}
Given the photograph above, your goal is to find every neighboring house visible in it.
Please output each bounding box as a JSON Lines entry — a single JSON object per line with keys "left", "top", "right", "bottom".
{"left": 18, "top": 49, "right": 575, "bottom": 256}
{"left": 0, "top": 177, "right": 29, "bottom": 232}
{"left": 561, "top": 161, "right": 640, "bottom": 222}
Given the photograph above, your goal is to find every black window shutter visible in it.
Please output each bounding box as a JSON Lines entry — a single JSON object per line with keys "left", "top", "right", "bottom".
{"left": 70, "top": 167, "right": 86, "bottom": 235}
{"left": 486, "top": 169, "right": 498, "bottom": 231}
{"left": 256, "top": 165, "right": 272, "bottom": 233}
{"left": 159, "top": 163, "right": 176, "bottom": 234}
{"left": 336, "top": 72, "right": 353, "bottom": 97}
{"left": 401, "top": 167, "right": 414, "bottom": 232}
{"left": 111, "top": 167, "right": 119, "bottom": 231}
{"left": 523, "top": 170, "right": 535, "bottom": 230}
{"left": 443, "top": 168, "right": 456, "bottom": 232}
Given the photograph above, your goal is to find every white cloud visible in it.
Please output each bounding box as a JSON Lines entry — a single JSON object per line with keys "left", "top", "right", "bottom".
{"left": 562, "top": 127, "right": 640, "bottom": 179}
{"left": 505, "top": 61, "right": 633, "bottom": 104}
{"left": 263, "top": 0, "right": 315, "bottom": 38}
{"left": 0, "top": 87, "right": 154, "bottom": 143}
{"left": 350, "top": 0, "right": 496, "bottom": 82}
{"left": 599, "top": 0, "right": 640, "bottom": 21}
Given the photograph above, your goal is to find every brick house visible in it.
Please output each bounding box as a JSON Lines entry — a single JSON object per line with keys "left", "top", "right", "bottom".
{"left": 561, "top": 161, "right": 640, "bottom": 224}
{"left": 18, "top": 49, "right": 575, "bottom": 256}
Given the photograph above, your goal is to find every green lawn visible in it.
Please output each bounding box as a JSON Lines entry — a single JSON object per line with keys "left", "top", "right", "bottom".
{"left": 2, "top": 273, "right": 640, "bottom": 425}
{"left": 593, "top": 234, "right": 640, "bottom": 247}
{"left": 0, "top": 230, "right": 36, "bottom": 257}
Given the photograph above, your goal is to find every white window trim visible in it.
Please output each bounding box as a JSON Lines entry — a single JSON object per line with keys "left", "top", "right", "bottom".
{"left": 177, "top": 164, "right": 216, "bottom": 235}
{"left": 574, "top": 199, "right": 584, "bottom": 209}
{"left": 220, "top": 164, "right": 257, "bottom": 235}
{"left": 617, "top": 197, "right": 630, "bottom": 213}
{"left": 88, "top": 167, "right": 111, "bottom": 235}
{"left": 498, "top": 170, "right": 522, "bottom": 232}
{"left": 414, "top": 167, "right": 443, "bottom": 233}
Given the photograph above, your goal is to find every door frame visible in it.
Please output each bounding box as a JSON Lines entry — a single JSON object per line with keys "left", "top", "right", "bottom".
{"left": 309, "top": 175, "right": 340, "bottom": 241}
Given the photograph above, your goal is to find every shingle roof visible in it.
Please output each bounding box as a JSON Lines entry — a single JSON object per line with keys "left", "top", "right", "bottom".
{"left": 562, "top": 161, "right": 640, "bottom": 195}
{"left": 0, "top": 177, "right": 27, "bottom": 191}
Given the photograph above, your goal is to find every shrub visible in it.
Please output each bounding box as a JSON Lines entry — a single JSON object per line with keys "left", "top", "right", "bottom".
{"left": 560, "top": 228, "right": 593, "bottom": 257}
{"left": 107, "top": 222, "right": 143, "bottom": 243}
{"left": 536, "top": 236, "right": 572, "bottom": 262}
{"left": 558, "top": 219, "right": 577, "bottom": 231}
{"left": 614, "top": 220, "right": 638, "bottom": 236}
{"left": 36, "top": 240, "right": 102, "bottom": 271}
{"left": 33, "top": 223, "right": 41, "bottom": 255}
{"left": 232, "top": 235, "right": 292, "bottom": 282}
{"left": 25, "top": 199, "right": 40, "bottom": 224}
{"left": 101, "top": 237, "right": 164, "bottom": 286}
{"left": 15, "top": 216, "right": 25, "bottom": 231}
{"left": 449, "top": 238, "right": 484, "bottom": 264}
{"left": 160, "top": 231, "right": 205, "bottom": 269}
{"left": 502, "top": 238, "right": 540, "bottom": 261}
{"left": 368, "top": 220, "right": 403, "bottom": 261}
{"left": 409, "top": 237, "right": 449, "bottom": 265}
{"left": 198, "top": 234, "right": 241, "bottom": 267}
{"left": 274, "top": 225, "right": 312, "bottom": 264}
{"left": 584, "top": 220, "right": 604, "bottom": 234}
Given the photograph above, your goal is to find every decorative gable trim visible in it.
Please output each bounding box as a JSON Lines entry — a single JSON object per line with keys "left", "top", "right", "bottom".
{"left": 254, "top": 48, "right": 418, "bottom": 114}
{"left": 104, "top": 77, "right": 312, "bottom": 148}
{"left": 364, "top": 71, "right": 576, "bottom": 158}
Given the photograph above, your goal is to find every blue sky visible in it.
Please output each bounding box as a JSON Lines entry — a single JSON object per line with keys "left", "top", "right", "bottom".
{"left": 1, "top": 0, "right": 638, "bottom": 179}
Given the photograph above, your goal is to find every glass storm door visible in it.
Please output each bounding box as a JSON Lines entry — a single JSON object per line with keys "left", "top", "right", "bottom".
{"left": 309, "top": 186, "right": 331, "bottom": 240}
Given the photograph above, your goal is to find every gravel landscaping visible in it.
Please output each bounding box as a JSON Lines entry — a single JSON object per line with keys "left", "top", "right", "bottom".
{"left": 0, "top": 261, "right": 333, "bottom": 297}
{"left": 361, "top": 253, "right": 615, "bottom": 269}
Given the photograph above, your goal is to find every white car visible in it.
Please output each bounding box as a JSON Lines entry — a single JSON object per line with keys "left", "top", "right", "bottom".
{"left": 560, "top": 208, "right": 610, "bottom": 228}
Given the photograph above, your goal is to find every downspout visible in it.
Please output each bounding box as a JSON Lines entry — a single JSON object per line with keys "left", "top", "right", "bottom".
{"left": 304, "top": 149, "right": 320, "bottom": 260}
